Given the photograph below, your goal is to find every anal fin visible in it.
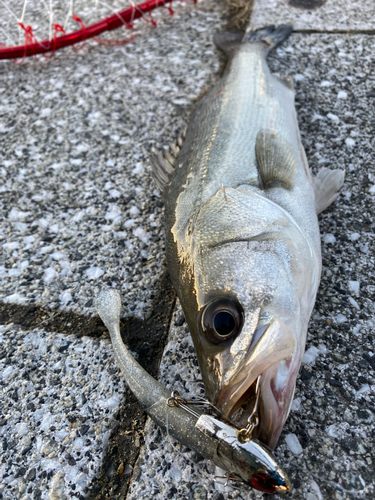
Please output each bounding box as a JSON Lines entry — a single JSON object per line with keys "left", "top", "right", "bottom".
{"left": 255, "top": 128, "right": 297, "bottom": 190}
{"left": 313, "top": 167, "right": 345, "bottom": 214}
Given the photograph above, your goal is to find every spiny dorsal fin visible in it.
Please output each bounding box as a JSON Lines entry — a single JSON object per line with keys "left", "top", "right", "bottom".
{"left": 150, "top": 128, "right": 186, "bottom": 191}
{"left": 255, "top": 128, "right": 297, "bottom": 190}
{"left": 313, "top": 167, "right": 345, "bottom": 214}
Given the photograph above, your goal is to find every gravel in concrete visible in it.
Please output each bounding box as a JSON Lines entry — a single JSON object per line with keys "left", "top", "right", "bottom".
{"left": 0, "top": 0, "right": 222, "bottom": 320}
{"left": 0, "top": 323, "right": 126, "bottom": 500}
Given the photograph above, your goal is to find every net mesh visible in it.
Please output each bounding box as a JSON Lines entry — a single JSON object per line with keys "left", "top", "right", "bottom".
{"left": 0, "top": 0, "right": 195, "bottom": 60}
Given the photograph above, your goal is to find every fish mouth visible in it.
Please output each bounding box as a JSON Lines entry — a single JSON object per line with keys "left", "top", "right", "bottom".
{"left": 215, "top": 365, "right": 281, "bottom": 448}
{"left": 214, "top": 318, "right": 297, "bottom": 447}
{"left": 217, "top": 369, "right": 269, "bottom": 433}
{"left": 213, "top": 368, "right": 293, "bottom": 493}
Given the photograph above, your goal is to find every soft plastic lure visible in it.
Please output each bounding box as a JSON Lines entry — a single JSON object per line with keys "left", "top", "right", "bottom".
{"left": 96, "top": 289, "right": 291, "bottom": 494}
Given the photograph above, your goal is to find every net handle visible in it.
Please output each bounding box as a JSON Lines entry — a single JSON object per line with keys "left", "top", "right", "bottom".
{"left": 0, "top": 0, "right": 194, "bottom": 60}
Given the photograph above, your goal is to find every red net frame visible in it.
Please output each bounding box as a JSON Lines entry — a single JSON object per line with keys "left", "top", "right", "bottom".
{"left": 0, "top": 0, "right": 196, "bottom": 61}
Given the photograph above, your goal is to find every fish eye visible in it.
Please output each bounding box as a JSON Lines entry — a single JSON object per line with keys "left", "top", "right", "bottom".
{"left": 201, "top": 297, "right": 244, "bottom": 344}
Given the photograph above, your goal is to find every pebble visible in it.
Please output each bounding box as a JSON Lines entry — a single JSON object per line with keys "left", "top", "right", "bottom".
{"left": 285, "top": 433, "right": 303, "bottom": 455}
{"left": 0, "top": 325, "right": 126, "bottom": 499}
{"left": 49, "top": 471, "right": 66, "bottom": 500}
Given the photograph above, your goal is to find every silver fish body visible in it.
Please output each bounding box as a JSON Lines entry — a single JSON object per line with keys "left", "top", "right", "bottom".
{"left": 155, "top": 27, "right": 344, "bottom": 448}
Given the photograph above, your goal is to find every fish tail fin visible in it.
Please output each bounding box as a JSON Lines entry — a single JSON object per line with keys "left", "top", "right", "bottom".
{"left": 243, "top": 25, "right": 293, "bottom": 52}
{"left": 214, "top": 25, "right": 293, "bottom": 57}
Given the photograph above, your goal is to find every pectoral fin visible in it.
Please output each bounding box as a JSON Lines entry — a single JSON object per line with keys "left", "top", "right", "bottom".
{"left": 313, "top": 167, "right": 345, "bottom": 214}
{"left": 255, "top": 129, "right": 297, "bottom": 190}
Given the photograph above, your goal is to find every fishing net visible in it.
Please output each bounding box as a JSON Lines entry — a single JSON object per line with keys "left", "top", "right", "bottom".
{"left": 0, "top": 0, "right": 196, "bottom": 61}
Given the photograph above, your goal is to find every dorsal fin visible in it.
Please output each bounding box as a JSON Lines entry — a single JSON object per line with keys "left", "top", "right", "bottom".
{"left": 255, "top": 128, "right": 297, "bottom": 190}
{"left": 150, "top": 128, "right": 186, "bottom": 191}
{"left": 213, "top": 32, "right": 243, "bottom": 57}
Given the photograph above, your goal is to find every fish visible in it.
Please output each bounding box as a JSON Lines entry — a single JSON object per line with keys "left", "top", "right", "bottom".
{"left": 150, "top": 25, "right": 345, "bottom": 450}
{"left": 97, "top": 25, "right": 345, "bottom": 494}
